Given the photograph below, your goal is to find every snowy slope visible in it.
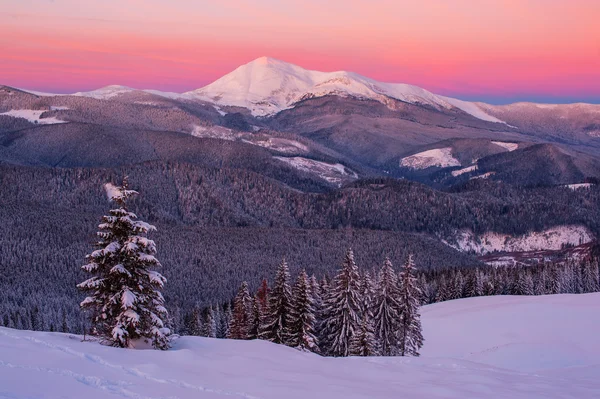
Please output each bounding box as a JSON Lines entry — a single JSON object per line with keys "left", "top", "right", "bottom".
{"left": 447, "top": 225, "right": 594, "bottom": 255}
{"left": 73, "top": 85, "right": 136, "bottom": 99}
{"left": 0, "top": 109, "right": 66, "bottom": 124}
{"left": 400, "top": 147, "right": 461, "bottom": 169}
{"left": 187, "top": 57, "right": 505, "bottom": 122}
{"left": 274, "top": 156, "right": 357, "bottom": 186}
{"left": 1, "top": 294, "right": 599, "bottom": 399}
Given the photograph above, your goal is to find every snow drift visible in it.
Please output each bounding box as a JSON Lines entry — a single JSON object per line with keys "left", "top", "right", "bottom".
{"left": 1, "top": 293, "right": 599, "bottom": 398}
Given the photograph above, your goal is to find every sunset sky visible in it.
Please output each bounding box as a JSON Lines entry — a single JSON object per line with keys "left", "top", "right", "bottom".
{"left": 1, "top": 0, "right": 599, "bottom": 103}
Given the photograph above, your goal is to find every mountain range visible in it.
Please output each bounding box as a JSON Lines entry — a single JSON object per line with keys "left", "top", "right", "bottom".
{"left": 1, "top": 56, "right": 600, "bottom": 331}
{"left": 2, "top": 56, "right": 599, "bottom": 189}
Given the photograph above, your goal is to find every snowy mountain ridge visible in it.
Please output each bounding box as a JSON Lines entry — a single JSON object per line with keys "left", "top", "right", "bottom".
{"left": 186, "top": 57, "right": 506, "bottom": 122}
{"left": 15, "top": 57, "right": 512, "bottom": 123}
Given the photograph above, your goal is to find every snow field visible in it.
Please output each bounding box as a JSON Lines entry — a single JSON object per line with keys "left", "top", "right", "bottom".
{"left": 1, "top": 293, "right": 599, "bottom": 398}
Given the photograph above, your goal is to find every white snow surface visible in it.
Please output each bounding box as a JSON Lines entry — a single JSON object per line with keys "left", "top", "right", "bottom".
{"left": 274, "top": 156, "right": 357, "bottom": 186}
{"left": 491, "top": 141, "right": 519, "bottom": 152}
{"left": 252, "top": 137, "right": 308, "bottom": 153}
{"left": 470, "top": 171, "right": 495, "bottom": 180}
{"left": 187, "top": 57, "right": 505, "bottom": 122}
{"left": 451, "top": 164, "right": 478, "bottom": 177}
{"left": 0, "top": 109, "right": 66, "bottom": 124}
{"left": 73, "top": 85, "right": 136, "bottom": 99}
{"left": 565, "top": 183, "right": 593, "bottom": 191}
{"left": 447, "top": 225, "right": 594, "bottom": 255}
{"left": 1, "top": 293, "right": 599, "bottom": 398}
{"left": 440, "top": 96, "right": 507, "bottom": 124}
{"left": 400, "top": 147, "right": 461, "bottom": 169}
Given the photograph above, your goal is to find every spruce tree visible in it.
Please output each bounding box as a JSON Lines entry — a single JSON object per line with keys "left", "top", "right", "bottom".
{"left": 321, "top": 249, "right": 361, "bottom": 357}
{"left": 517, "top": 270, "right": 534, "bottom": 296}
{"left": 187, "top": 306, "right": 203, "bottom": 336}
{"left": 373, "top": 258, "right": 401, "bottom": 356}
{"left": 260, "top": 259, "right": 292, "bottom": 344}
{"left": 78, "top": 180, "right": 170, "bottom": 350}
{"left": 228, "top": 281, "right": 253, "bottom": 339}
{"left": 582, "top": 259, "right": 600, "bottom": 293}
{"left": 286, "top": 270, "right": 319, "bottom": 352}
{"left": 435, "top": 274, "right": 451, "bottom": 302}
{"left": 398, "top": 254, "right": 424, "bottom": 357}
{"left": 350, "top": 272, "right": 378, "bottom": 356}
{"left": 201, "top": 306, "right": 217, "bottom": 338}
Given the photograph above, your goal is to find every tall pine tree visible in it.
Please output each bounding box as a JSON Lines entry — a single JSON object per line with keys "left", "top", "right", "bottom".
{"left": 260, "top": 259, "right": 292, "bottom": 344}
{"left": 321, "top": 249, "right": 361, "bottom": 357}
{"left": 78, "top": 180, "right": 170, "bottom": 349}
{"left": 286, "top": 270, "right": 319, "bottom": 352}
{"left": 228, "top": 281, "right": 253, "bottom": 339}
{"left": 373, "top": 258, "right": 401, "bottom": 356}
{"left": 350, "top": 272, "right": 378, "bottom": 356}
{"left": 398, "top": 254, "right": 424, "bottom": 357}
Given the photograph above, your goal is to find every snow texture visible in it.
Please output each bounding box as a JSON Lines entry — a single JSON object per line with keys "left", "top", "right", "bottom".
{"left": 0, "top": 109, "right": 66, "bottom": 124}
{"left": 447, "top": 225, "right": 594, "bottom": 255}
{"left": 400, "top": 147, "right": 461, "bottom": 169}
{"left": 470, "top": 171, "right": 495, "bottom": 180}
{"left": 187, "top": 57, "right": 507, "bottom": 123}
{"left": 73, "top": 85, "right": 136, "bottom": 99}
{"left": 491, "top": 141, "right": 519, "bottom": 152}
{"left": 440, "top": 96, "right": 508, "bottom": 124}
{"left": 252, "top": 138, "right": 309, "bottom": 153}
{"left": 451, "top": 165, "right": 478, "bottom": 177}
{"left": 274, "top": 156, "right": 357, "bottom": 186}
{"left": 565, "top": 183, "right": 593, "bottom": 191}
{"left": 1, "top": 293, "right": 599, "bottom": 398}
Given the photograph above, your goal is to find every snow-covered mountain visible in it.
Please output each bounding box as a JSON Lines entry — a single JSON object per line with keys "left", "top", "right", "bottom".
{"left": 2, "top": 293, "right": 599, "bottom": 399}
{"left": 187, "top": 56, "right": 505, "bottom": 122}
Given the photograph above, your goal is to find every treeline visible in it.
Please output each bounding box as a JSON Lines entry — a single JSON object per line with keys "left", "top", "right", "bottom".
{"left": 179, "top": 256, "right": 600, "bottom": 350}
{"left": 182, "top": 251, "right": 424, "bottom": 357}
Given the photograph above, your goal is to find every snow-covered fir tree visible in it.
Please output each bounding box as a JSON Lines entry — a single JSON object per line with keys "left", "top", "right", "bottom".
{"left": 228, "top": 281, "right": 253, "bottom": 339}
{"left": 464, "top": 269, "right": 483, "bottom": 298}
{"left": 260, "top": 259, "right": 292, "bottom": 344}
{"left": 398, "top": 254, "right": 424, "bottom": 357}
{"left": 516, "top": 270, "right": 534, "bottom": 296}
{"left": 350, "top": 272, "right": 378, "bottom": 356}
{"left": 321, "top": 249, "right": 361, "bottom": 357}
{"left": 581, "top": 259, "right": 600, "bottom": 293}
{"left": 218, "top": 303, "right": 233, "bottom": 339}
{"left": 78, "top": 180, "right": 170, "bottom": 350}
{"left": 373, "top": 258, "right": 401, "bottom": 356}
{"left": 435, "top": 274, "right": 451, "bottom": 302}
{"left": 286, "top": 269, "right": 319, "bottom": 352}
{"left": 451, "top": 270, "right": 465, "bottom": 300}
{"left": 247, "top": 296, "right": 260, "bottom": 339}
{"left": 187, "top": 306, "right": 203, "bottom": 336}
{"left": 201, "top": 306, "right": 217, "bottom": 338}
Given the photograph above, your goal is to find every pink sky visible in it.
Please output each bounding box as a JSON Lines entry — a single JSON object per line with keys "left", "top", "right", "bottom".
{"left": 1, "top": 0, "right": 599, "bottom": 103}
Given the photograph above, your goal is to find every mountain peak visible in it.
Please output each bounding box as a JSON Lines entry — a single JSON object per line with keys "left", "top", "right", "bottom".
{"left": 186, "top": 58, "right": 507, "bottom": 123}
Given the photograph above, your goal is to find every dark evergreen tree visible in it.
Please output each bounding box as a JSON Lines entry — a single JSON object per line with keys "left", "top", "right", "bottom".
{"left": 350, "top": 272, "right": 378, "bottom": 356}
{"left": 398, "top": 254, "right": 424, "bottom": 357}
{"left": 373, "top": 258, "right": 401, "bottom": 356}
{"left": 201, "top": 306, "right": 217, "bottom": 338}
{"left": 516, "top": 270, "right": 534, "bottom": 296}
{"left": 187, "top": 306, "right": 203, "bottom": 336}
{"left": 228, "top": 281, "right": 253, "bottom": 339}
{"left": 260, "top": 259, "right": 292, "bottom": 344}
{"left": 435, "top": 274, "right": 451, "bottom": 302}
{"left": 286, "top": 270, "right": 319, "bottom": 352}
{"left": 321, "top": 249, "right": 361, "bottom": 357}
{"left": 78, "top": 180, "right": 170, "bottom": 349}
{"left": 582, "top": 258, "right": 600, "bottom": 293}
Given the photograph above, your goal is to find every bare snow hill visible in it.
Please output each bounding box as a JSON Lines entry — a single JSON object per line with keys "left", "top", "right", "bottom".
{"left": 1, "top": 293, "right": 599, "bottom": 399}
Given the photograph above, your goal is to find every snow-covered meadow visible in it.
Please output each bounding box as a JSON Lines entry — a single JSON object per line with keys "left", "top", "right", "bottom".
{"left": 1, "top": 293, "right": 599, "bottom": 399}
